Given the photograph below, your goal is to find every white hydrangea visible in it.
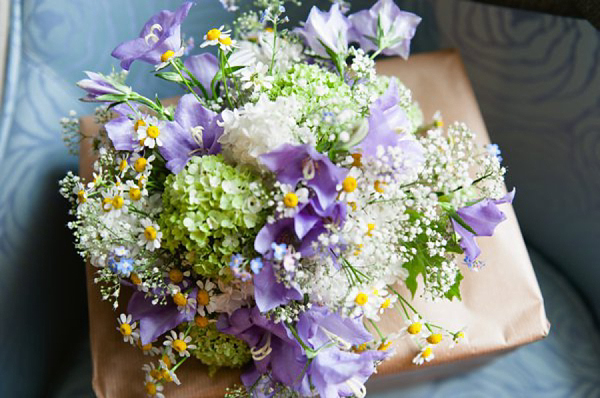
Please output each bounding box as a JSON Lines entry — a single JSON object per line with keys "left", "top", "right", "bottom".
{"left": 218, "top": 94, "right": 312, "bottom": 170}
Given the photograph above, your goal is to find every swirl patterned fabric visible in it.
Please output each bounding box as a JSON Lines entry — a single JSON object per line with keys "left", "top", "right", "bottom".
{"left": 0, "top": 1, "right": 598, "bottom": 397}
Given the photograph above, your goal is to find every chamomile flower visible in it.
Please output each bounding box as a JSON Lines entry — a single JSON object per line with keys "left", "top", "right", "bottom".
{"left": 159, "top": 360, "right": 181, "bottom": 385}
{"left": 142, "top": 362, "right": 163, "bottom": 381}
{"left": 196, "top": 279, "right": 217, "bottom": 316}
{"left": 276, "top": 184, "right": 309, "bottom": 218}
{"left": 201, "top": 26, "right": 231, "bottom": 48}
{"left": 170, "top": 285, "right": 197, "bottom": 315}
{"left": 72, "top": 182, "right": 88, "bottom": 206}
{"left": 137, "top": 118, "right": 165, "bottom": 149}
{"left": 126, "top": 179, "right": 148, "bottom": 202}
{"left": 130, "top": 153, "right": 155, "bottom": 176}
{"left": 154, "top": 47, "right": 184, "bottom": 71}
{"left": 412, "top": 345, "right": 435, "bottom": 365}
{"left": 400, "top": 315, "right": 425, "bottom": 338}
{"left": 139, "top": 341, "right": 161, "bottom": 356}
{"left": 338, "top": 167, "right": 362, "bottom": 202}
{"left": 139, "top": 219, "right": 162, "bottom": 251}
{"left": 116, "top": 154, "right": 129, "bottom": 176}
{"left": 449, "top": 329, "right": 467, "bottom": 349}
{"left": 117, "top": 314, "right": 139, "bottom": 344}
{"left": 143, "top": 374, "right": 165, "bottom": 398}
{"left": 164, "top": 331, "right": 196, "bottom": 357}
{"left": 218, "top": 36, "right": 238, "bottom": 52}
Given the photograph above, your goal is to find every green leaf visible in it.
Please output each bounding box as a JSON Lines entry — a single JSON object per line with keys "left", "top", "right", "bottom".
{"left": 95, "top": 93, "right": 128, "bottom": 102}
{"left": 403, "top": 251, "right": 427, "bottom": 298}
{"left": 444, "top": 270, "right": 464, "bottom": 301}
{"left": 155, "top": 71, "right": 184, "bottom": 83}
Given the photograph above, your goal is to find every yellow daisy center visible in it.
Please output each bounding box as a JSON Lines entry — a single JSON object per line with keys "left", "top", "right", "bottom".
{"left": 378, "top": 341, "right": 392, "bottom": 351}
{"left": 206, "top": 28, "right": 221, "bottom": 41}
{"left": 134, "top": 119, "right": 146, "bottom": 132}
{"left": 426, "top": 334, "right": 443, "bottom": 345}
{"left": 161, "top": 50, "right": 175, "bottom": 62}
{"left": 144, "top": 226, "right": 157, "bottom": 241}
{"left": 219, "top": 36, "right": 232, "bottom": 46}
{"left": 283, "top": 192, "right": 299, "bottom": 208}
{"left": 195, "top": 315, "right": 209, "bottom": 328}
{"left": 456, "top": 331, "right": 465, "bottom": 339}
{"left": 366, "top": 223, "right": 375, "bottom": 236}
{"left": 119, "top": 158, "right": 127, "bottom": 172}
{"left": 102, "top": 197, "right": 113, "bottom": 212}
{"left": 161, "top": 368, "right": 173, "bottom": 382}
{"left": 173, "top": 292, "right": 187, "bottom": 307}
{"left": 381, "top": 298, "right": 391, "bottom": 309}
{"left": 353, "top": 343, "right": 367, "bottom": 353}
{"left": 112, "top": 195, "right": 124, "bottom": 209}
{"left": 119, "top": 323, "right": 132, "bottom": 336}
{"left": 422, "top": 347, "right": 433, "bottom": 358}
{"left": 172, "top": 339, "right": 187, "bottom": 353}
{"left": 130, "top": 273, "right": 142, "bottom": 285}
{"left": 197, "top": 289, "right": 210, "bottom": 306}
{"left": 150, "top": 369, "right": 162, "bottom": 380}
{"left": 161, "top": 354, "right": 172, "bottom": 368}
{"left": 77, "top": 190, "right": 86, "bottom": 204}
{"left": 374, "top": 180, "right": 385, "bottom": 193}
{"left": 342, "top": 176, "right": 357, "bottom": 192}
{"left": 348, "top": 201, "right": 357, "bottom": 211}
{"left": 129, "top": 187, "right": 142, "bottom": 201}
{"left": 134, "top": 157, "right": 148, "bottom": 173}
{"left": 168, "top": 268, "right": 184, "bottom": 283}
{"left": 354, "top": 292, "right": 368, "bottom": 306}
{"left": 407, "top": 322, "right": 422, "bottom": 335}
{"left": 265, "top": 27, "right": 274, "bottom": 33}
{"left": 145, "top": 382, "right": 157, "bottom": 395}
{"left": 141, "top": 343, "right": 153, "bottom": 351}
{"left": 147, "top": 126, "right": 160, "bottom": 139}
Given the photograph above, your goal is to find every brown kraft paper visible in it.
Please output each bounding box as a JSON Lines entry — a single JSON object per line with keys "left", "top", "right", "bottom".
{"left": 79, "top": 50, "right": 550, "bottom": 397}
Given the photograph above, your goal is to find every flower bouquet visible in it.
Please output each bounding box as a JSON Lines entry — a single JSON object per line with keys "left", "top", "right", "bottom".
{"left": 60, "top": 1, "right": 516, "bottom": 397}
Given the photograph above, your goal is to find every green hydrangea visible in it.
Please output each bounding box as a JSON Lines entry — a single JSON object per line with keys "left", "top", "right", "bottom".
{"left": 188, "top": 323, "right": 251, "bottom": 376}
{"left": 160, "top": 155, "right": 267, "bottom": 278}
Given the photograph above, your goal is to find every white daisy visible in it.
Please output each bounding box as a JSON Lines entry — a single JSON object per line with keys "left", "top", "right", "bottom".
{"left": 117, "top": 313, "right": 139, "bottom": 345}
{"left": 399, "top": 314, "right": 426, "bottom": 338}
{"left": 276, "top": 183, "right": 310, "bottom": 218}
{"left": 239, "top": 62, "right": 274, "bottom": 92}
{"left": 159, "top": 359, "right": 181, "bottom": 385}
{"left": 72, "top": 182, "right": 88, "bottom": 206}
{"left": 126, "top": 179, "right": 148, "bottom": 203}
{"left": 143, "top": 374, "right": 165, "bottom": 398}
{"left": 154, "top": 47, "right": 184, "bottom": 71}
{"left": 142, "top": 362, "right": 162, "bottom": 381}
{"left": 130, "top": 153, "right": 156, "bottom": 176}
{"left": 136, "top": 118, "right": 165, "bottom": 149}
{"left": 196, "top": 279, "right": 217, "bottom": 316}
{"left": 139, "top": 341, "right": 161, "bottom": 356}
{"left": 412, "top": 345, "right": 435, "bottom": 365}
{"left": 163, "top": 331, "right": 197, "bottom": 357}
{"left": 170, "top": 285, "right": 197, "bottom": 316}
{"left": 200, "top": 26, "right": 231, "bottom": 48}
{"left": 139, "top": 219, "right": 162, "bottom": 251}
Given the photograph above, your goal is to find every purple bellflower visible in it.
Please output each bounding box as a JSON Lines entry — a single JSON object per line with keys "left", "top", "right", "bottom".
{"left": 159, "top": 93, "right": 223, "bottom": 173}
{"left": 111, "top": 2, "right": 193, "bottom": 70}
{"left": 104, "top": 103, "right": 140, "bottom": 151}
{"left": 184, "top": 53, "right": 219, "bottom": 97}
{"left": 348, "top": 0, "right": 421, "bottom": 59}
{"left": 218, "top": 307, "right": 308, "bottom": 390}
{"left": 253, "top": 261, "right": 303, "bottom": 313}
{"left": 452, "top": 189, "right": 516, "bottom": 264}
{"left": 260, "top": 144, "right": 347, "bottom": 211}
{"left": 295, "top": 4, "right": 351, "bottom": 59}
{"left": 127, "top": 288, "right": 195, "bottom": 344}
{"left": 76, "top": 71, "right": 131, "bottom": 102}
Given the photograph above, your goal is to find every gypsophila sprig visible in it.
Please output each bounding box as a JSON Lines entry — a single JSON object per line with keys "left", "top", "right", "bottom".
{"left": 61, "top": 1, "right": 515, "bottom": 396}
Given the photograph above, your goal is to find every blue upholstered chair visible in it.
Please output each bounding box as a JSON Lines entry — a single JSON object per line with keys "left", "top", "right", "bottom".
{"left": 0, "top": 1, "right": 598, "bottom": 396}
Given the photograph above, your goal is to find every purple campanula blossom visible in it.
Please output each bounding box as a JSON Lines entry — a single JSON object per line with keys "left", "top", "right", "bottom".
{"left": 260, "top": 143, "right": 347, "bottom": 211}
{"left": 295, "top": 4, "right": 350, "bottom": 58}
{"left": 76, "top": 71, "right": 131, "bottom": 102}
{"left": 184, "top": 53, "right": 219, "bottom": 97}
{"left": 348, "top": 0, "right": 421, "bottom": 59}
{"left": 104, "top": 103, "right": 140, "bottom": 151}
{"left": 218, "top": 307, "right": 308, "bottom": 389}
{"left": 296, "top": 306, "right": 387, "bottom": 398}
{"left": 159, "top": 93, "right": 223, "bottom": 173}
{"left": 127, "top": 289, "right": 195, "bottom": 344}
{"left": 452, "top": 189, "right": 516, "bottom": 262}
{"left": 111, "top": 2, "right": 193, "bottom": 70}
{"left": 357, "top": 79, "right": 424, "bottom": 166}
{"left": 253, "top": 261, "right": 303, "bottom": 312}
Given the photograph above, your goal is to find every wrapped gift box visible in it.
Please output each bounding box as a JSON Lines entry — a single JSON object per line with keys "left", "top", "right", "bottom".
{"left": 79, "top": 50, "right": 550, "bottom": 398}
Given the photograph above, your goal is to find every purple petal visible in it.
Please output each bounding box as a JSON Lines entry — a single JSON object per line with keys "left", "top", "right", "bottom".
{"left": 184, "top": 53, "right": 219, "bottom": 97}
{"left": 253, "top": 262, "right": 303, "bottom": 312}
{"left": 105, "top": 116, "right": 137, "bottom": 151}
